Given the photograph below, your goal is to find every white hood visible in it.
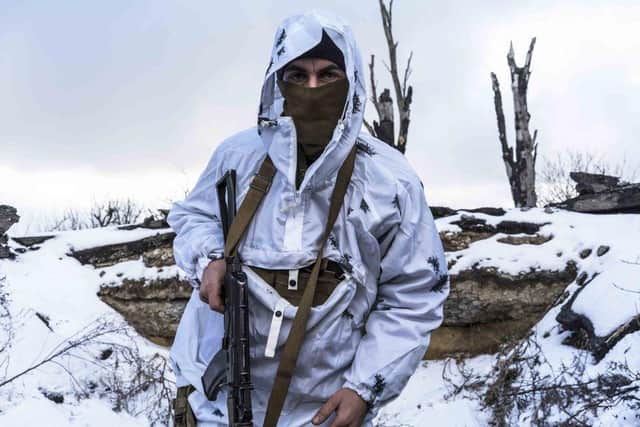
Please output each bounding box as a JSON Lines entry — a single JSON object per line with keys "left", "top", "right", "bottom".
{"left": 256, "top": 10, "right": 367, "bottom": 193}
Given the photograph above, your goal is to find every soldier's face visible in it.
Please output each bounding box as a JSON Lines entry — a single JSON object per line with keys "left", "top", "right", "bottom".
{"left": 281, "top": 58, "right": 346, "bottom": 88}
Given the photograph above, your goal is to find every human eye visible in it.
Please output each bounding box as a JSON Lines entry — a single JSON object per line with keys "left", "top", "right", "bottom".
{"left": 319, "top": 70, "right": 344, "bottom": 83}
{"left": 284, "top": 71, "right": 308, "bottom": 85}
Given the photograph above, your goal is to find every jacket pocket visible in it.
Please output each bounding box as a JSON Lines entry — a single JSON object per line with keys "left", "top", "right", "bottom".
{"left": 243, "top": 266, "right": 360, "bottom": 401}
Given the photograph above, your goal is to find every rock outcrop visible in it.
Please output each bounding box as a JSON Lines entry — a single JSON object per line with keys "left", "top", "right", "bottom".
{"left": 97, "top": 275, "right": 192, "bottom": 346}
{"left": 548, "top": 172, "right": 640, "bottom": 213}
{"left": 68, "top": 230, "right": 192, "bottom": 347}
{"left": 117, "top": 209, "right": 170, "bottom": 231}
{"left": 64, "top": 211, "right": 581, "bottom": 360}
{"left": 430, "top": 206, "right": 506, "bottom": 219}
{"left": 440, "top": 213, "right": 551, "bottom": 252}
{"left": 556, "top": 261, "right": 640, "bottom": 362}
{"left": 70, "top": 232, "right": 176, "bottom": 268}
{"left": 426, "top": 261, "right": 577, "bottom": 358}
{"left": 9, "top": 204, "right": 617, "bottom": 362}
{"left": 0, "top": 205, "right": 19, "bottom": 259}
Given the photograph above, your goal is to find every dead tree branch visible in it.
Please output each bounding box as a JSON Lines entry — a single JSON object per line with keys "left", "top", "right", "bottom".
{"left": 402, "top": 51, "right": 413, "bottom": 99}
{"left": 443, "top": 332, "right": 640, "bottom": 426}
{"left": 363, "top": 119, "right": 376, "bottom": 136}
{"left": 368, "top": 0, "right": 414, "bottom": 154}
{"left": 369, "top": 55, "right": 381, "bottom": 119}
{"left": 491, "top": 72, "right": 514, "bottom": 190}
{"left": 491, "top": 37, "right": 539, "bottom": 208}
{"left": 0, "top": 315, "right": 128, "bottom": 389}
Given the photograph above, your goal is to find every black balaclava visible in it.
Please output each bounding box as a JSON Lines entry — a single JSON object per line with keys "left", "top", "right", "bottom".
{"left": 276, "top": 31, "right": 349, "bottom": 187}
{"left": 276, "top": 30, "right": 345, "bottom": 80}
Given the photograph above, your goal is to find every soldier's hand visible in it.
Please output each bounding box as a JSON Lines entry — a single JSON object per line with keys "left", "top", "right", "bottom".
{"left": 312, "top": 387, "right": 367, "bottom": 427}
{"left": 199, "top": 259, "right": 226, "bottom": 313}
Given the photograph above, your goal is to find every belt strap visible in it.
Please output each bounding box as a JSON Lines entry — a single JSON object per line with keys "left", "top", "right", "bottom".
{"left": 173, "top": 385, "right": 197, "bottom": 427}
{"left": 264, "top": 145, "right": 357, "bottom": 427}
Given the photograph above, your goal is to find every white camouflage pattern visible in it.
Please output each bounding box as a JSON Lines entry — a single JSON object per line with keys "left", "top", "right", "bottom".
{"left": 167, "top": 10, "right": 449, "bottom": 426}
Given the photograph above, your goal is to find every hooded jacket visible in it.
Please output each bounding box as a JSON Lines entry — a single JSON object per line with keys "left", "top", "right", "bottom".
{"left": 167, "top": 10, "right": 449, "bottom": 426}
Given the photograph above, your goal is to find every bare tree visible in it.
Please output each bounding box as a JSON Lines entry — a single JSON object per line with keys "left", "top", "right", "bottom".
{"left": 365, "top": 0, "right": 414, "bottom": 154}
{"left": 538, "top": 150, "right": 639, "bottom": 206}
{"left": 46, "top": 198, "right": 145, "bottom": 231}
{"left": 49, "top": 208, "right": 85, "bottom": 231}
{"left": 89, "top": 198, "right": 143, "bottom": 228}
{"left": 491, "top": 38, "right": 538, "bottom": 208}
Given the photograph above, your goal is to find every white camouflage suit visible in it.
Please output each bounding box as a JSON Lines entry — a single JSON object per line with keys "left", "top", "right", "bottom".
{"left": 167, "top": 10, "right": 450, "bottom": 427}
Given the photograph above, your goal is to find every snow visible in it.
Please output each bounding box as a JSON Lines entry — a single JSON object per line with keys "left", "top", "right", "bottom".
{"left": 99, "top": 259, "right": 185, "bottom": 287}
{"left": 570, "top": 260, "right": 640, "bottom": 336}
{"left": 53, "top": 225, "right": 173, "bottom": 252}
{"left": 1, "top": 395, "right": 149, "bottom": 427}
{"left": 374, "top": 356, "right": 494, "bottom": 427}
{"left": 440, "top": 208, "right": 640, "bottom": 337}
{"left": 1, "top": 208, "right": 639, "bottom": 425}
{"left": 0, "top": 226, "right": 174, "bottom": 426}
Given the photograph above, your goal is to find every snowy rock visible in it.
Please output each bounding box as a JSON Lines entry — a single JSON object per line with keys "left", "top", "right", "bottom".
{"left": 97, "top": 276, "right": 192, "bottom": 346}
{"left": 495, "top": 233, "right": 553, "bottom": 245}
{"left": 0, "top": 204, "right": 19, "bottom": 235}
{"left": 39, "top": 387, "right": 65, "bottom": 404}
{"left": 69, "top": 232, "right": 176, "bottom": 268}
{"left": 67, "top": 230, "right": 191, "bottom": 346}
{"left": 430, "top": 206, "right": 506, "bottom": 219}
{"left": 556, "top": 286, "right": 640, "bottom": 362}
{"left": 579, "top": 248, "right": 592, "bottom": 259}
{"left": 549, "top": 172, "right": 640, "bottom": 213}
{"left": 117, "top": 209, "right": 170, "bottom": 230}
{"left": 0, "top": 204, "right": 19, "bottom": 259}
{"left": 441, "top": 215, "right": 550, "bottom": 251}
{"left": 451, "top": 215, "right": 549, "bottom": 235}
{"left": 0, "top": 246, "right": 13, "bottom": 259}
{"left": 428, "top": 261, "right": 577, "bottom": 358}
{"left": 576, "top": 271, "right": 590, "bottom": 286}
{"left": 430, "top": 206, "right": 458, "bottom": 219}
{"left": 11, "top": 235, "right": 55, "bottom": 247}
{"left": 441, "top": 228, "right": 496, "bottom": 252}
{"left": 571, "top": 171, "right": 621, "bottom": 195}
{"left": 445, "top": 263, "right": 577, "bottom": 326}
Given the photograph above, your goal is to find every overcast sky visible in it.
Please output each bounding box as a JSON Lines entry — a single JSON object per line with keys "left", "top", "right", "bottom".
{"left": 1, "top": 1, "right": 639, "bottom": 234}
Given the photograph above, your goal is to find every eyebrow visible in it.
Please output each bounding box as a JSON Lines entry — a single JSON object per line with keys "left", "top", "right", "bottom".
{"left": 283, "top": 64, "right": 343, "bottom": 74}
{"left": 283, "top": 65, "right": 307, "bottom": 74}
{"left": 316, "top": 64, "right": 342, "bottom": 73}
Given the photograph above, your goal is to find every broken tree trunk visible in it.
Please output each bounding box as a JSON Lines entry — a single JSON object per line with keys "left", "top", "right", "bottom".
{"left": 491, "top": 37, "right": 539, "bottom": 208}
{"left": 373, "top": 88, "right": 394, "bottom": 145}
{"left": 365, "top": 0, "right": 414, "bottom": 154}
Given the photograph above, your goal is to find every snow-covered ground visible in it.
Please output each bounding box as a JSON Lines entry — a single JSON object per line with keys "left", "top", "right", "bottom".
{"left": 375, "top": 207, "right": 640, "bottom": 426}
{"left": 0, "top": 226, "right": 177, "bottom": 426}
{"left": 0, "top": 207, "right": 638, "bottom": 426}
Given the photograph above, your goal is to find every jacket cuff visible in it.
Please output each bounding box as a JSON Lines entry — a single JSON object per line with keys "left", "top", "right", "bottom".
{"left": 192, "top": 255, "right": 212, "bottom": 288}
{"left": 342, "top": 380, "right": 374, "bottom": 407}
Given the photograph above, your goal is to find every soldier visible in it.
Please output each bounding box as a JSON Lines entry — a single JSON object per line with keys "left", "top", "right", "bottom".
{"left": 168, "top": 10, "right": 449, "bottom": 427}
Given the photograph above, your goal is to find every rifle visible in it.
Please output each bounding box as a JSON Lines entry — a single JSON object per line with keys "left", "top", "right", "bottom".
{"left": 201, "top": 169, "right": 254, "bottom": 426}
